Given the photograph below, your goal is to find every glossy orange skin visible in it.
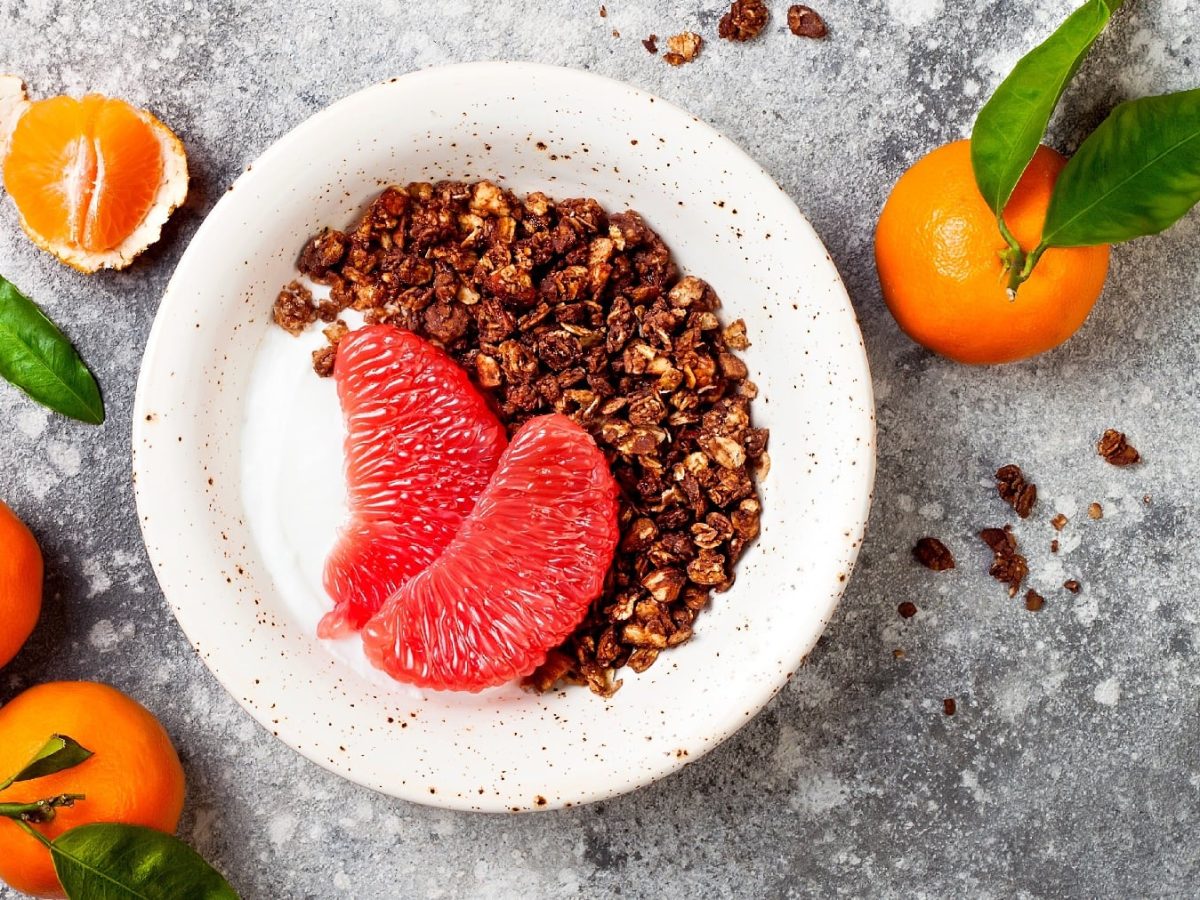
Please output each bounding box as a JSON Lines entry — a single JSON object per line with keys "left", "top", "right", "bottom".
{"left": 875, "top": 140, "right": 1111, "bottom": 364}
{"left": 0, "top": 682, "right": 186, "bottom": 898}
{"left": 0, "top": 499, "right": 42, "bottom": 669}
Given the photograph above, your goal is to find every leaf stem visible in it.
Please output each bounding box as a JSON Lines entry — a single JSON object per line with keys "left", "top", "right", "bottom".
{"left": 997, "top": 216, "right": 1028, "bottom": 297}
{"left": 1024, "top": 243, "right": 1049, "bottom": 280}
{"left": 1005, "top": 241, "right": 1050, "bottom": 295}
{"left": 14, "top": 818, "right": 54, "bottom": 847}
{"left": 996, "top": 214, "right": 1053, "bottom": 297}
{"left": 0, "top": 793, "right": 86, "bottom": 824}
{"left": 997, "top": 215, "right": 1022, "bottom": 256}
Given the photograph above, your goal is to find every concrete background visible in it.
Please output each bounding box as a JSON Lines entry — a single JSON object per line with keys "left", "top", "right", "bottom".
{"left": 1, "top": 0, "right": 1197, "bottom": 897}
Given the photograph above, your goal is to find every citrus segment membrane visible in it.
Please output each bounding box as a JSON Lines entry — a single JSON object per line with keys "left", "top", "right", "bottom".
{"left": 0, "top": 76, "right": 29, "bottom": 152}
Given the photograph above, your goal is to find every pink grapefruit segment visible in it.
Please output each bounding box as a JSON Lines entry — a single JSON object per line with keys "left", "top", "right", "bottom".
{"left": 362, "top": 414, "right": 620, "bottom": 691}
{"left": 320, "top": 325, "right": 507, "bottom": 639}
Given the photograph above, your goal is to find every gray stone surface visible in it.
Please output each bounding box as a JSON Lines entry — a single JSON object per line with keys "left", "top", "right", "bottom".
{"left": 1, "top": 0, "right": 1197, "bottom": 897}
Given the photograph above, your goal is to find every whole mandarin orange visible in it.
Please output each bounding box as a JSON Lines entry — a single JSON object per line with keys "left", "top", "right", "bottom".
{"left": 0, "top": 499, "right": 42, "bottom": 669}
{"left": 875, "top": 139, "right": 1110, "bottom": 364}
{"left": 0, "top": 682, "right": 186, "bottom": 898}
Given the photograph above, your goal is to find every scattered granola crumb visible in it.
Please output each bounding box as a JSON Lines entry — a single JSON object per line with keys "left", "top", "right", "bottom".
{"left": 719, "top": 0, "right": 769, "bottom": 41}
{"left": 523, "top": 650, "right": 574, "bottom": 693}
{"left": 1025, "top": 589, "right": 1045, "bottom": 611}
{"left": 897, "top": 601, "right": 918, "bottom": 619}
{"left": 643, "top": 34, "right": 659, "bottom": 54}
{"left": 1098, "top": 429, "right": 1140, "bottom": 466}
{"left": 1143, "top": 494, "right": 1152, "bottom": 505}
{"left": 663, "top": 31, "right": 702, "bottom": 65}
{"left": 322, "top": 319, "right": 349, "bottom": 346}
{"left": 612, "top": 28, "right": 620, "bottom": 37}
{"left": 787, "top": 4, "right": 828, "bottom": 38}
{"left": 599, "top": 4, "right": 606, "bottom": 16}
{"left": 1050, "top": 539, "right": 1060, "bottom": 554}
{"left": 943, "top": 698, "right": 956, "bottom": 716}
{"left": 979, "top": 528, "right": 1009, "bottom": 554}
{"left": 913, "top": 536, "right": 955, "bottom": 571}
{"left": 996, "top": 464, "right": 1036, "bottom": 518}
{"left": 980, "top": 526, "right": 1027, "bottom": 597}
{"left": 1088, "top": 502, "right": 1103, "bottom": 520}
{"left": 273, "top": 281, "right": 316, "bottom": 335}
{"left": 311, "top": 345, "right": 337, "bottom": 378}
{"left": 893, "top": 648, "right": 906, "bottom": 659}
{"left": 297, "top": 228, "right": 349, "bottom": 280}
{"left": 1051, "top": 513, "right": 1068, "bottom": 531}
{"left": 1064, "top": 579, "right": 1082, "bottom": 594}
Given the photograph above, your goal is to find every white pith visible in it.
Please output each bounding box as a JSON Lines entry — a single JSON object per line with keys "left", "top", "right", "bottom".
{"left": 0, "top": 75, "right": 29, "bottom": 158}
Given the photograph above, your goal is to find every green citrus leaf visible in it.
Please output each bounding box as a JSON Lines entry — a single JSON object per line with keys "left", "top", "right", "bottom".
{"left": 3, "top": 735, "right": 93, "bottom": 788}
{"left": 0, "top": 274, "right": 104, "bottom": 424}
{"left": 1041, "top": 88, "right": 1200, "bottom": 247}
{"left": 971, "top": 0, "right": 1124, "bottom": 217}
{"left": 51, "top": 823, "right": 239, "bottom": 900}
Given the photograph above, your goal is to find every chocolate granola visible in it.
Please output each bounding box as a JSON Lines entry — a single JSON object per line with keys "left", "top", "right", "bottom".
{"left": 719, "top": 0, "right": 769, "bottom": 41}
{"left": 1098, "top": 429, "right": 1140, "bottom": 466}
{"left": 980, "top": 526, "right": 1027, "bottom": 597}
{"left": 663, "top": 32, "right": 703, "bottom": 65}
{"left": 787, "top": 4, "right": 828, "bottom": 38}
{"left": 995, "top": 464, "right": 1036, "bottom": 519}
{"left": 275, "top": 181, "right": 767, "bottom": 696}
{"left": 273, "top": 281, "right": 317, "bottom": 335}
{"left": 913, "top": 536, "right": 954, "bottom": 571}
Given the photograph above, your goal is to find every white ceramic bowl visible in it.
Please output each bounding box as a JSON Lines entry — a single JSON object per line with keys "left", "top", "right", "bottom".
{"left": 133, "top": 62, "right": 875, "bottom": 812}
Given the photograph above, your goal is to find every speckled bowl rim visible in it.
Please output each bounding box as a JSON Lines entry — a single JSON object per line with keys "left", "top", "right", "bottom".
{"left": 133, "top": 61, "right": 876, "bottom": 812}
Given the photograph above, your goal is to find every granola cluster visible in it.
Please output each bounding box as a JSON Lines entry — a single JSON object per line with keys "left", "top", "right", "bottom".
{"left": 995, "top": 463, "right": 1036, "bottom": 519}
{"left": 1097, "top": 429, "right": 1140, "bottom": 466}
{"left": 275, "top": 180, "right": 768, "bottom": 696}
{"left": 663, "top": 32, "right": 703, "bottom": 66}
{"left": 979, "top": 526, "right": 1028, "bottom": 598}
{"left": 719, "top": 0, "right": 770, "bottom": 41}
{"left": 787, "top": 4, "right": 828, "bottom": 38}
{"left": 912, "top": 536, "right": 954, "bottom": 571}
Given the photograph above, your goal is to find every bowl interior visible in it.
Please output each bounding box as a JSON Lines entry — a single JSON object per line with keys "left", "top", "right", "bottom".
{"left": 134, "top": 63, "right": 874, "bottom": 811}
